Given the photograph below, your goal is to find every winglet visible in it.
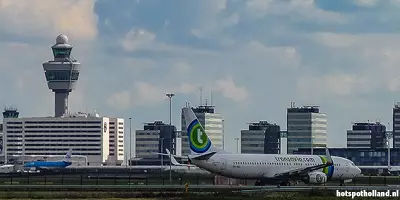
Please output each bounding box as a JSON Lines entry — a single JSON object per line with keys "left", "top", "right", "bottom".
{"left": 325, "top": 147, "right": 333, "bottom": 165}
{"left": 166, "top": 149, "right": 182, "bottom": 165}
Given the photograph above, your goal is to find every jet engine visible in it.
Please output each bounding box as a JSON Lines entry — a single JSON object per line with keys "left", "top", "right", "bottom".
{"left": 303, "top": 172, "right": 327, "bottom": 184}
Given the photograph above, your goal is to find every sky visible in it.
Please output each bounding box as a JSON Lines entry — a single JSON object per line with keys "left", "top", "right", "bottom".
{"left": 1, "top": 0, "right": 400, "bottom": 154}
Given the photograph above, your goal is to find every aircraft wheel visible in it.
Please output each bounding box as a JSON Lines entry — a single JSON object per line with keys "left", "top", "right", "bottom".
{"left": 279, "top": 181, "right": 290, "bottom": 186}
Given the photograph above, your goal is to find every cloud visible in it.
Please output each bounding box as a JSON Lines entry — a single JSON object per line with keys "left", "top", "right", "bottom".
{"left": 313, "top": 32, "right": 400, "bottom": 93}
{"left": 213, "top": 76, "right": 249, "bottom": 102}
{"left": 387, "top": 76, "right": 400, "bottom": 92}
{"left": 237, "top": 41, "right": 301, "bottom": 69}
{"left": 0, "top": 0, "right": 98, "bottom": 40}
{"left": 120, "top": 28, "right": 215, "bottom": 56}
{"left": 188, "top": 0, "right": 240, "bottom": 39}
{"left": 313, "top": 32, "right": 359, "bottom": 48}
{"left": 191, "top": 13, "right": 240, "bottom": 39}
{"left": 106, "top": 82, "right": 197, "bottom": 110}
{"left": 297, "top": 74, "right": 368, "bottom": 99}
{"left": 121, "top": 57, "right": 158, "bottom": 71}
{"left": 314, "top": 32, "right": 400, "bottom": 48}
{"left": 106, "top": 75, "right": 248, "bottom": 110}
{"left": 245, "top": 0, "right": 346, "bottom": 23}
{"left": 355, "top": 0, "right": 379, "bottom": 7}
{"left": 106, "top": 91, "right": 131, "bottom": 110}
{"left": 172, "top": 62, "right": 192, "bottom": 74}
{"left": 120, "top": 29, "right": 156, "bottom": 51}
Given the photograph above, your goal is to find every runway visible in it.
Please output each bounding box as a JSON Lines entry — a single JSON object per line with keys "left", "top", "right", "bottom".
{"left": 240, "top": 185, "right": 400, "bottom": 192}
{"left": 0, "top": 184, "right": 399, "bottom": 192}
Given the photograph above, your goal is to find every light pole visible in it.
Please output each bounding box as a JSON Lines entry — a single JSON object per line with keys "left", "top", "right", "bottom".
{"left": 129, "top": 117, "right": 132, "bottom": 166}
{"left": 387, "top": 122, "right": 392, "bottom": 170}
{"left": 160, "top": 138, "right": 164, "bottom": 176}
{"left": 310, "top": 121, "right": 313, "bottom": 155}
{"left": 235, "top": 138, "right": 239, "bottom": 153}
{"left": 222, "top": 119, "right": 225, "bottom": 150}
{"left": 166, "top": 93, "right": 174, "bottom": 184}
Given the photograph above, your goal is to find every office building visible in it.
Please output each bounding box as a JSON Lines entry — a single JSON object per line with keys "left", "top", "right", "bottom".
{"left": 181, "top": 105, "right": 224, "bottom": 156}
{"left": 347, "top": 122, "right": 386, "bottom": 148}
{"left": 107, "top": 118, "right": 125, "bottom": 165}
{"left": 134, "top": 121, "right": 176, "bottom": 165}
{"left": 280, "top": 130, "right": 288, "bottom": 154}
{"left": 393, "top": 103, "right": 400, "bottom": 148}
{"left": 0, "top": 126, "right": 2, "bottom": 155}
{"left": 240, "top": 121, "right": 281, "bottom": 154}
{"left": 3, "top": 112, "right": 124, "bottom": 166}
{"left": 287, "top": 104, "right": 327, "bottom": 154}
{"left": 175, "top": 130, "right": 182, "bottom": 156}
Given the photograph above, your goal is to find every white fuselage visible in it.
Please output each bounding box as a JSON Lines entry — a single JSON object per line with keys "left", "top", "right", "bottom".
{"left": 190, "top": 154, "right": 361, "bottom": 181}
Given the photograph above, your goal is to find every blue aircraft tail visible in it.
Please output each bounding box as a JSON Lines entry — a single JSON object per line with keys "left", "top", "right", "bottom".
{"left": 64, "top": 148, "right": 72, "bottom": 162}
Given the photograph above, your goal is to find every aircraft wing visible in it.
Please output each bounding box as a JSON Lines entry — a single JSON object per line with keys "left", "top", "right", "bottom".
{"left": 270, "top": 148, "right": 333, "bottom": 179}
{"left": 270, "top": 162, "right": 332, "bottom": 179}
{"left": 151, "top": 152, "right": 187, "bottom": 159}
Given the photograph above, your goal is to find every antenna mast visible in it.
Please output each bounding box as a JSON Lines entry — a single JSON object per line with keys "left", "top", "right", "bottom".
{"left": 210, "top": 92, "right": 213, "bottom": 106}
{"left": 199, "top": 86, "right": 203, "bottom": 106}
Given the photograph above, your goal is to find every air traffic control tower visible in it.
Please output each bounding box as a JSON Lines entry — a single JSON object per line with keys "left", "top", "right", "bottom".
{"left": 42, "top": 34, "right": 81, "bottom": 117}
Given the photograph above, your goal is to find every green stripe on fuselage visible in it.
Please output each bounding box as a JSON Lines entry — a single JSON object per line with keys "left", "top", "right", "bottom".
{"left": 319, "top": 155, "right": 329, "bottom": 175}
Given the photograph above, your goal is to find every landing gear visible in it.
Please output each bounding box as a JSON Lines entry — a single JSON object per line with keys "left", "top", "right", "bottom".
{"left": 255, "top": 180, "right": 266, "bottom": 186}
{"left": 340, "top": 180, "right": 345, "bottom": 186}
{"left": 279, "top": 181, "right": 291, "bottom": 186}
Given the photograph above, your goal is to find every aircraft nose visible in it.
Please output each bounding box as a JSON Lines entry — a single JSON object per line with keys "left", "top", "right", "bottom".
{"left": 356, "top": 166, "right": 361, "bottom": 174}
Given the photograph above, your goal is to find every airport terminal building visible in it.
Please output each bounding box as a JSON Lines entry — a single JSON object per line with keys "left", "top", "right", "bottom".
{"left": 3, "top": 112, "right": 124, "bottom": 166}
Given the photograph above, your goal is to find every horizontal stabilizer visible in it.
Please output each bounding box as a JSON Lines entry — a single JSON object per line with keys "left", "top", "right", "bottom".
{"left": 191, "top": 151, "right": 216, "bottom": 160}
{"left": 151, "top": 152, "right": 187, "bottom": 159}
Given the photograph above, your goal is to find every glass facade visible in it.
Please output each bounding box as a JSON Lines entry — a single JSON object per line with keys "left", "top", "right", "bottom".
{"left": 3, "top": 110, "right": 19, "bottom": 118}
{"left": 45, "top": 70, "right": 79, "bottom": 81}
{"left": 52, "top": 48, "right": 71, "bottom": 59}
{"left": 133, "top": 121, "right": 177, "bottom": 166}
{"left": 294, "top": 148, "right": 397, "bottom": 166}
{"left": 286, "top": 106, "right": 327, "bottom": 154}
{"left": 393, "top": 104, "right": 400, "bottom": 148}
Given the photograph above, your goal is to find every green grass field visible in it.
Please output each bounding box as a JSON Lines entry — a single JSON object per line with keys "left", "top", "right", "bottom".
{"left": 0, "top": 191, "right": 391, "bottom": 200}
{"left": 0, "top": 174, "right": 399, "bottom": 186}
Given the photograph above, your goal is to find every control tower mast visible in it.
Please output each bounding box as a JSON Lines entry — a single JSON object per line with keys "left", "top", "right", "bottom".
{"left": 42, "top": 34, "right": 81, "bottom": 117}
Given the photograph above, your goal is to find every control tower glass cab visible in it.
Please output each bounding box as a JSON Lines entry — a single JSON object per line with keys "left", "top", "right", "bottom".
{"left": 42, "top": 34, "right": 81, "bottom": 117}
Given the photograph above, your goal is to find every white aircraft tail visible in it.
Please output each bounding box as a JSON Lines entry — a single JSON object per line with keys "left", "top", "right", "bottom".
{"left": 64, "top": 148, "right": 72, "bottom": 162}
{"left": 182, "top": 107, "right": 222, "bottom": 157}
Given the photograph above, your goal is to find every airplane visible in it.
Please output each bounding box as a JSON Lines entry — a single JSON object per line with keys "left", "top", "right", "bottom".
{"left": 172, "top": 107, "right": 362, "bottom": 186}
{"left": 23, "top": 149, "right": 73, "bottom": 171}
